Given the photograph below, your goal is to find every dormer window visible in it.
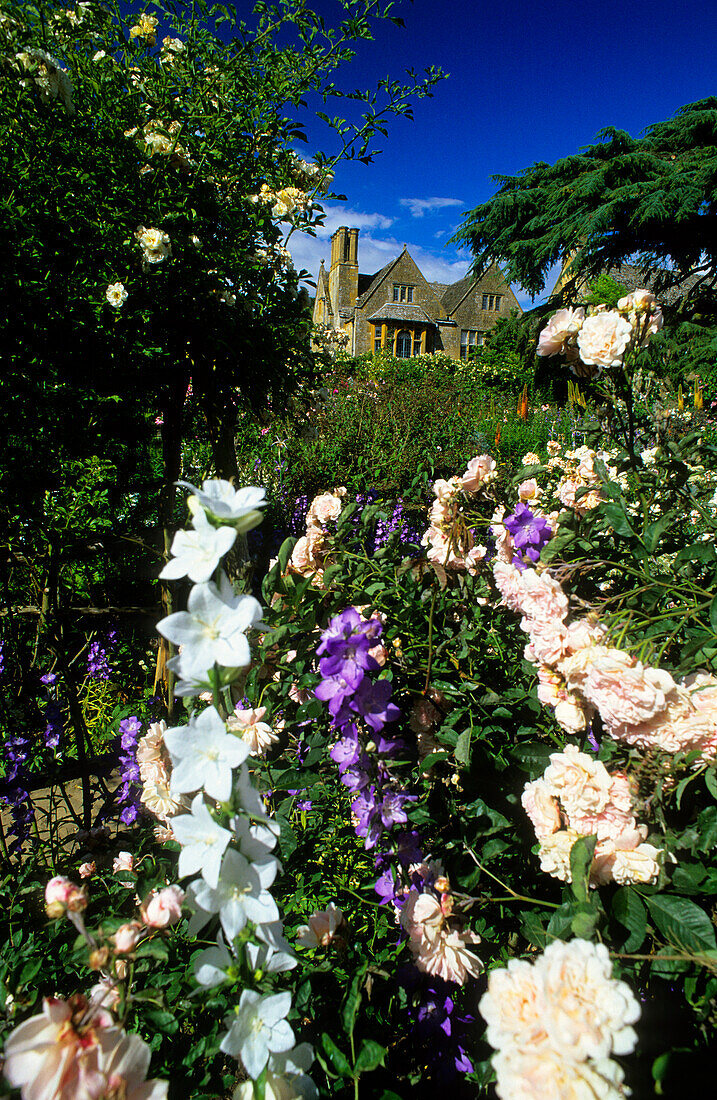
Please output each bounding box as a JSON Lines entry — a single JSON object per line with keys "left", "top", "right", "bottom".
{"left": 481, "top": 293, "right": 502, "bottom": 311}
{"left": 392, "top": 284, "right": 414, "bottom": 303}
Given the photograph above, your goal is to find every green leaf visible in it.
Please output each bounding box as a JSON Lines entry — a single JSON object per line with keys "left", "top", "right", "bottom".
{"left": 570, "top": 906, "right": 598, "bottom": 939}
{"left": 353, "top": 1039, "right": 387, "bottom": 1075}
{"left": 135, "top": 939, "right": 169, "bottom": 961}
{"left": 143, "top": 1009, "right": 178, "bottom": 1034}
{"left": 319, "top": 1033, "right": 352, "bottom": 1078}
{"left": 520, "top": 909, "right": 547, "bottom": 949}
{"left": 601, "top": 503, "right": 635, "bottom": 537}
{"left": 705, "top": 767, "right": 717, "bottom": 801}
{"left": 647, "top": 895, "right": 717, "bottom": 953}
{"left": 612, "top": 888, "right": 647, "bottom": 951}
{"left": 569, "top": 834, "right": 597, "bottom": 904}
{"left": 454, "top": 728, "right": 471, "bottom": 765}
{"left": 341, "top": 964, "right": 367, "bottom": 1040}
{"left": 546, "top": 901, "right": 577, "bottom": 942}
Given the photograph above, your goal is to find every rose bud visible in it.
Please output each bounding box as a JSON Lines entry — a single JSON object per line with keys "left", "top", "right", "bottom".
{"left": 45, "top": 876, "right": 88, "bottom": 920}
{"left": 140, "top": 885, "right": 185, "bottom": 928}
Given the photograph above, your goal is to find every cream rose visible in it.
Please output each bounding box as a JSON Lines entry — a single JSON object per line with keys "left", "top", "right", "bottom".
{"left": 576, "top": 311, "right": 633, "bottom": 368}
{"left": 537, "top": 307, "right": 585, "bottom": 357}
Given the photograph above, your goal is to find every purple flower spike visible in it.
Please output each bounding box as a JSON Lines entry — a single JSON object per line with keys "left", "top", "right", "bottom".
{"left": 350, "top": 678, "right": 400, "bottom": 732}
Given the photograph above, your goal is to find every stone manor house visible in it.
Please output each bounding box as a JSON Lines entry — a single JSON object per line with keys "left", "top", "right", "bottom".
{"left": 312, "top": 226, "right": 522, "bottom": 360}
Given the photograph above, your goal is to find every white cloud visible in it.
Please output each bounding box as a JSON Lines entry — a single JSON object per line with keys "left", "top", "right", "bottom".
{"left": 311, "top": 203, "right": 394, "bottom": 237}
{"left": 399, "top": 196, "right": 465, "bottom": 218}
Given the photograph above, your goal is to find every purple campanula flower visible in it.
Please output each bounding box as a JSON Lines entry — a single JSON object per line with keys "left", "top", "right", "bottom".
{"left": 504, "top": 503, "right": 552, "bottom": 552}
{"left": 330, "top": 735, "right": 361, "bottom": 769}
{"left": 396, "top": 830, "right": 423, "bottom": 867}
{"left": 314, "top": 673, "right": 355, "bottom": 718}
{"left": 40, "top": 671, "right": 57, "bottom": 686}
{"left": 379, "top": 791, "right": 414, "bottom": 829}
{"left": 350, "top": 677, "right": 400, "bottom": 732}
{"left": 374, "top": 866, "right": 396, "bottom": 904}
{"left": 296, "top": 798, "right": 312, "bottom": 812}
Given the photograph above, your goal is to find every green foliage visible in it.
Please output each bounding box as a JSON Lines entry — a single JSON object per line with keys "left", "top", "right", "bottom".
{"left": 453, "top": 97, "right": 717, "bottom": 315}
{"left": 583, "top": 274, "right": 629, "bottom": 309}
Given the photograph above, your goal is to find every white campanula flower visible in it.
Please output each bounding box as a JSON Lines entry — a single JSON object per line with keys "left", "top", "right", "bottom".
{"left": 232, "top": 1044, "right": 317, "bottom": 1099}
{"left": 177, "top": 478, "right": 266, "bottom": 531}
{"left": 156, "top": 576, "right": 262, "bottom": 678}
{"left": 193, "top": 934, "right": 234, "bottom": 988}
{"left": 220, "top": 990, "right": 294, "bottom": 1080}
{"left": 164, "top": 706, "right": 250, "bottom": 802}
{"left": 160, "top": 508, "right": 237, "bottom": 583}
{"left": 105, "top": 281, "right": 128, "bottom": 308}
{"left": 246, "top": 925, "right": 297, "bottom": 973}
{"left": 171, "top": 793, "right": 232, "bottom": 889}
{"left": 186, "top": 846, "right": 279, "bottom": 940}
{"left": 166, "top": 653, "right": 213, "bottom": 698}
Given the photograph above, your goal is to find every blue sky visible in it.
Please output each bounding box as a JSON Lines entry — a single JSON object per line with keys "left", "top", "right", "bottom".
{"left": 287, "top": 0, "right": 717, "bottom": 306}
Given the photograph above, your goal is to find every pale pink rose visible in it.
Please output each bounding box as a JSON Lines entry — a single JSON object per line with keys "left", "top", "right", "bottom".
{"left": 432, "top": 477, "right": 462, "bottom": 502}
{"left": 538, "top": 938, "right": 640, "bottom": 1060}
{"left": 140, "top": 884, "right": 185, "bottom": 928}
{"left": 78, "top": 861, "right": 96, "bottom": 879}
{"left": 138, "top": 757, "right": 170, "bottom": 786}
{"left": 537, "top": 828, "right": 581, "bottom": 882}
{"left": 464, "top": 544, "right": 487, "bottom": 575}
{"left": 113, "top": 921, "right": 144, "bottom": 954}
{"left": 2, "top": 995, "right": 118, "bottom": 1100}
{"left": 528, "top": 620, "right": 569, "bottom": 665}
{"left": 517, "top": 478, "right": 541, "bottom": 503}
{"left": 136, "top": 721, "right": 166, "bottom": 766}
{"left": 45, "top": 876, "right": 88, "bottom": 919}
{"left": 564, "top": 617, "right": 607, "bottom": 655}
{"left": 306, "top": 490, "right": 344, "bottom": 526}
{"left": 536, "top": 665, "right": 562, "bottom": 706}
{"left": 479, "top": 957, "right": 547, "bottom": 1050}
{"left": 141, "top": 779, "right": 183, "bottom": 819}
{"left": 610, "top": 842, "right": 662, "bottom": 885}
{"left": 113, "top": 852, "right": 134, "bottom": 874}
{"left": 296, "top": 902, "right": 344, "bottom": 947}
{"left": 586, "top": 649, "right": 676, "bottom": 736}
{"left": 227, "top": 706, "right": 280, "bottom": 756}
{"left": 517, "top": 568, "right": 569, "bottom": 631}
{"left": 288, "top": 534, "right": 313, "bottom": 574}
{"left": 490, "top": 506, "right": 515, "bottom": 564}
{"left": 368, "top": 642, "right": 388, "bottom": 667}
{"left": 557, "top": 476, "right": 578, "bottom": 509}
{"left": 577, "top": 310, "right": 633, "bottom": 368}
{"left": 570, "top": 802, "right": 637, "bottom": 844}
{"left": 554, "top": 696, "right": 590, "bottom": 734}
{"left": 492, "top": 1045, "right": 627, "bottom": 1100}
{"left": 89, "top": 978, "right": 121, "bottom": 1012}
{"left": 401, "top": 891, "right": 444, "bottom": 944}
{"left": 413, "top": 926, "right": 482, "bottom": 984}
{"left": 492, "top": 560, "right": 524, "bottom": 613}
{"left": 537, "top": 307, "right": 585, "bottom": 357}
{"left": 153, "top": 822, "right": 175, "bottom": 844}
{"left": 521, "top": 778, "right": 561, "bottom": 839}
{"left": 461, "top": 454, "right": 497, "bottom": 492}
{"left": 543, "top": 743, "right": 612, "bottom": 818}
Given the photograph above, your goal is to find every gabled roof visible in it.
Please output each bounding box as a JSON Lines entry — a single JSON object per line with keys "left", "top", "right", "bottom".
{"left": 367, "top": 303, "right": 436, "bottom": 324}
{"left": 355, "top": 254, "right": 403, "bottom": 309}
{"left": 440, "top": 275, "right": 475, "bottom": 314}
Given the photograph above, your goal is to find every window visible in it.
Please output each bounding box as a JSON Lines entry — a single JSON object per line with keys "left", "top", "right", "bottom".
{"left": 392, "top": 284, "right": 414, "bottom": 303}
{"left": 374, "top": 328, "right": 383, "bottom": 352}
{"left": 481, "top": 293, "right": 502, "bottom": 311}
{"left": 460, "top": 330, "right": 482, "bottom": 359}
{"left": 412, "top": 330, "right": 423, "bottom": 355}
{"left": 396, "top": 329, "right": 412, "bottom": 358}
